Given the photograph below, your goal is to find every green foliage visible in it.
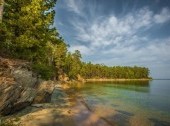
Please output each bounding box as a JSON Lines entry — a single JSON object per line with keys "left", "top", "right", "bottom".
{"left": 64, "top": 50, "right": 82, "bottom": 79}
{"left": 0, "top": 0, "right": 59, "bottom": 60}
{"left": 53, "top": 42, "right": 67, "bottom": 76}
{"left": 0, "top": 118, "right": 21, "bottom": 126}
{"left": 0, "top": 0, "right": 68, "bottom": 80}
{"left": 80, "top": 63, "right": 150, "bottom": 79}
{"left": 32, "top": 63, "right": 54, "bottom": 80}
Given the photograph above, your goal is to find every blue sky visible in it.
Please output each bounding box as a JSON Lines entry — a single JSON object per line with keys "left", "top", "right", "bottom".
{"left": 55, "top": 0, "right": 170, "bottom": 79}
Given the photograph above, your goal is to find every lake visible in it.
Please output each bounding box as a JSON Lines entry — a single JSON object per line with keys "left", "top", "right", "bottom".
{"left": 73, "top": 80, "right": 170, "bottom": 126}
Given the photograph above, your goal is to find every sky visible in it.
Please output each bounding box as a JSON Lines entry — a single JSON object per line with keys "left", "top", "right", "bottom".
{"left": 55, "top": 0, "right": 170, "bottom": 79}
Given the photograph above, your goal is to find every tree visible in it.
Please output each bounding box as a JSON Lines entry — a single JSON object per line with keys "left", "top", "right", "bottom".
{"left": 64, "top": 50, "right": 82, "bottom": 79}
{"left": 53, "top": 42, "right": 67, "bottom": 77}
{"left": 0, "top": 0, "right": 69, "bottom": 80}
{"left": 79, "top": 63, "right": 150, "bottom": 79}
{"left": 0, "top": 0, "right": 4, "bottom": 22}
{"left": 0, "top": 0, "right": 58, "bottom": 61}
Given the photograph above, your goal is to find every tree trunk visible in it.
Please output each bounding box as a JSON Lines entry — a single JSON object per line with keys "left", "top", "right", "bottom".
{"left": 0, "top": 0, "right": 4, "bottom": 22}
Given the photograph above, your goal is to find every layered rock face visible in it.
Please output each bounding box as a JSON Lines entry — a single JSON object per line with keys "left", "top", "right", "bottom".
{"left": 0, "top": 57, "right": 55, "bottom": 116}
{"left": 33, "top": 80, "right": 55, "bottom": 103}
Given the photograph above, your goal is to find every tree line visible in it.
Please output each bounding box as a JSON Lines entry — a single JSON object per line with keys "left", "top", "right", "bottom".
{"left": 80, "top": 63, "right": 149, "bottom": 79}
{"left": 0, "top": 0, "right": 150, "bottom": 80}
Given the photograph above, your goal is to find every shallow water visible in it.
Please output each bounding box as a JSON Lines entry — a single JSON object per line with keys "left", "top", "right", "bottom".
{"left": 74, "top": 80, "right": 170, "bottom": 126}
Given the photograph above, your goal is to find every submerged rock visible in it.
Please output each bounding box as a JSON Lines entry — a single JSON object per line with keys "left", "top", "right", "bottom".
{"left": 51, "top": 87, "right": 67, "bottom": 103}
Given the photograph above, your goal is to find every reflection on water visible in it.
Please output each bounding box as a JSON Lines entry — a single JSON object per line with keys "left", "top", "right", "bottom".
{"left": 86, "top": 80, "right": 150, "bottom": 85}
{"left": 72, "top": 80, "right": 170, "bottom": 126}
{"left": 75, "top": 81, "right": 151, "bottom": 93}
{"left": 94, "top": 81, "right": 150, "bottom": 93}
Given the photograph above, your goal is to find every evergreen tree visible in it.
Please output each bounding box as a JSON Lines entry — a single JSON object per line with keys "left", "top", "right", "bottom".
{"left": 0, "top": 0, "right": 69, "bottom": 79}
{"left": 0, "top": 0, "right": 58, "bottom": 61}
{"left": 79, "top": 63, "right": 150, "bottom": 79}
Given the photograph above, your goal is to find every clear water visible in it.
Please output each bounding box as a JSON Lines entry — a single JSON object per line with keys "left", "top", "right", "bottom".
{"left": 74, "top": 80, "right": 170, "bottom": 126}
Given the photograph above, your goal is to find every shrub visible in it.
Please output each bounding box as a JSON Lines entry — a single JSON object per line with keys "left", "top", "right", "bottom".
{"left": 32, "top": 63, "right": 54, "bottom": 80}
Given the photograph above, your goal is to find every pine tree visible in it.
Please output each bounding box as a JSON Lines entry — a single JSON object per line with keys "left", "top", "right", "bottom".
{"left": 0, "top": 0, "right": 69, "bottom": 79}
{"left": 0, "top": 0, "right": 58, "bottom": 61}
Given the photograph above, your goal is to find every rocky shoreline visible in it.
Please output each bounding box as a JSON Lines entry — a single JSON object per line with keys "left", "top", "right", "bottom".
{"left": 0, "top": 57, "right": 109, "bottom": 126}
{"left": 0, "top": 57, "right": 57, "bottom": 116}
{"left": 1, "top": 85, "right": 114, "bottom": 126}
{"left": 0, "top": 57, "right": 155, "bottom": 126}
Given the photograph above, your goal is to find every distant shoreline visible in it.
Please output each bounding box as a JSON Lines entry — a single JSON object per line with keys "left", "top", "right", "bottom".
{"left": 85, "top": 78, "right": 151, "bottom": 82}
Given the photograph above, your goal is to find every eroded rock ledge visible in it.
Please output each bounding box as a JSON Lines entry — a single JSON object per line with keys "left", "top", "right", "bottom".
{"left": 0, "top": 57, "right": 55, "bottom": 116}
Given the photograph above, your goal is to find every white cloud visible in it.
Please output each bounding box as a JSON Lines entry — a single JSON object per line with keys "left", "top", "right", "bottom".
{"left": 133, "top": 7, "right": 153, "bottom": 29}
{"left": 65, "top": 0, "right": 84, "bottom": 15}
{"left": 154, "top": 8, "right": 170, "bottom": 23}
{"left": 68, "top": 45, "right": 92, "bottom": 55}
{"left": 93, "top": 38, "right": 170, "bottom": 67}
{"left": 72, "top": 8, "right": 153, "bottom": 49}
{"left": 69, "top": 7, "right": 170, "bottom": 54}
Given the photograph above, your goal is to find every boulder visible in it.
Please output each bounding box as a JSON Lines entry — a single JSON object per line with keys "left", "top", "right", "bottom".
{"left": 0, "top": 57, "right": 36, "bottom": 88}
{"left": 51, "top": 87, "right": 67, "bottom": 103}
{"left": 0, "top": 83, "right": 22, "bottom": 115}
{"left": 11, "top": 68, "right": 37, "bottom": 87}
{"left": 0, "top": 57, "right": 37, "bottom": 115}
{"left": 0, "top": 57, "right": 56, "bottom": 116}
{"left": 33, "top": 81, "right": 55, "bottom": 103}
{"left": 12, "top": 88, "right": 36, "bottom": 113}
{"left": 0, "top": 83, "right": 36, "bottom": 115}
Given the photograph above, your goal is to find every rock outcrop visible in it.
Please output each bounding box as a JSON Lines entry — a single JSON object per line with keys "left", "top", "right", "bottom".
{"left": 11, "top": 67, "right": 37, "bottom": 87}
{"left": 58, "top": 73, "right": 69, "bottom": 82}
{"left": 0, "top": 57, "right": 55, "bottom": 116}
{"left": 33, "top": 80, "right": 55, "bottom": 103}
{"left": 77, "top": 74, "right": 85, "bottom": 82}
{"left": 0, "top": 82, "right": 36, "bottom": 115}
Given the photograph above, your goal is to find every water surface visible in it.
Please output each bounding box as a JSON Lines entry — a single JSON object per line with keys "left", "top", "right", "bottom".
{"left": 74, "top": 80, "right": 170, "bottom": 126}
